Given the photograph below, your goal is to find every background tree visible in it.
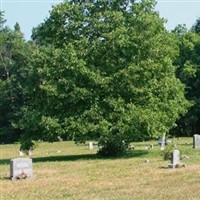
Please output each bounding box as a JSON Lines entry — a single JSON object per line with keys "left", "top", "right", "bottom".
{"left": 0, "top": 12, "right": 33, "bottom": 143}
{"left": 191, "top": 17, "right": 200, "bottom": 34}
{"left": 171, "top": 22, "right": 200, "bottom": 136}
{"left": 19, "top": 0, "right": 190, "bottom": 155}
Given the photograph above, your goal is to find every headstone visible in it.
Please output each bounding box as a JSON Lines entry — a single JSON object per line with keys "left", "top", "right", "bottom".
{"left": 19, "top": 151, "right": 24, "bottom": 156}
{"left": 193, "top": 134, "right": 200, "bottom": 149}
{"left": 168, "top": 149, "right": 180, "bottom": 169}
{"left": 10, "top": 158, "right": 33, "bottom": 180}
{"left": 89, "top": 142, "right": 93, "bottom": 150}
{"left": 160, "top": 138, "right": 165, "bottom": 150}
{"left": 28, "top": 150, "right": 33, "bottom": 156}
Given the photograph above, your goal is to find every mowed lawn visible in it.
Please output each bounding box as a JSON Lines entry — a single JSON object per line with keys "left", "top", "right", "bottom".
{"left": 1, "top": 138, "right": 200, "bottom": 200}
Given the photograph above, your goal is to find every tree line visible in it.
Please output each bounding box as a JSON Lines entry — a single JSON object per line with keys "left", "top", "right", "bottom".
{"left": 0, "top": 0, "right": 200, "bottom": 155}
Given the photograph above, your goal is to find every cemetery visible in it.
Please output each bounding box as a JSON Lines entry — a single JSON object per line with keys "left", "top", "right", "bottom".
{"left": 1, "top": 0, "right": 200, "bottom": 199}
{"left": 1, "top": 137, "right": 200, "bottom": 200}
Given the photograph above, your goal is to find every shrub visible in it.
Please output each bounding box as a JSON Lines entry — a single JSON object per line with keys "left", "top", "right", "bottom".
{"left": 98, "top": 135, "right": 128, "bottom": 156}
{"left": 161, "top": 142, "right": 177, "bottom": 160}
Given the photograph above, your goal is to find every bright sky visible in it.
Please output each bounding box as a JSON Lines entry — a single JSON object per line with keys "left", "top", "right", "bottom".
{"left": 1, "top": 0, "right": 200, "bottom": 40}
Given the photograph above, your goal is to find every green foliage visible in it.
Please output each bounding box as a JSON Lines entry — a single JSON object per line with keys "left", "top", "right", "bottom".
{"left": 19, "top": 139, "right": 35, "bottom": 152}
{"left": 98, "top": 135, "right": 128, "bottom": 156}
{"left": 0, "top": 11, "right": 6, "bottom": 30}
{"left": 172, "top": 24, "right": 188, "bottom": 36}
{"left": 14, "top": 22, "right": 21, "bottom": 32}
{"left": 161, "top": 142, "right": 176, "bottom": 161}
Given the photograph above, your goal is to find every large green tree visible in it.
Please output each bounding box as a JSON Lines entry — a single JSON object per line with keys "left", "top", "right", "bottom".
{"left": 19, "top": 0, "right": 190, "bottom": 155}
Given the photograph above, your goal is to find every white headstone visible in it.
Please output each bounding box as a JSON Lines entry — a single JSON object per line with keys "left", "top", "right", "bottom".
{"left": 28, "top": 150, "right": 33, "bottom": 156}
{"left": 89, "top": 142, "right": 93, "bottom": 150}
{"left": 10, "top": 158, "right": 33, "bottom": 180}
{"left": 19, "top": 151, "right": 24, "bottom": 156}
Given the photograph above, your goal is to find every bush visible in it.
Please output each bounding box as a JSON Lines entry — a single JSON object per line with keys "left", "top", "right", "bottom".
{"left": 20, "top": 139, "right": 35, "bottom": 153}
{"left": 98, "top": 135, "right": 129, "bottom": 156}
{"left": 161, "top": 142, "right": 176, "bottom": 160}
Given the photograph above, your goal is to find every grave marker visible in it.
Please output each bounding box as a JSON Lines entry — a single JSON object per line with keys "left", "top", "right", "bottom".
{"left": 10, "top": 158, "right": 34, "bottom": 180}
{"left": 89, "top": 142, "right": 94, "bottom": 150}
{"left": 193, "top": 134, "right": 200, "bottom": 149}
{"left": 19, "top": 151, "right": 24, "bottom": 156}
{"left": 168, "top": 149, "right": 180, "bottom": 169}
{"left": 28, "top": 150, "right": 33, "bottom": 156}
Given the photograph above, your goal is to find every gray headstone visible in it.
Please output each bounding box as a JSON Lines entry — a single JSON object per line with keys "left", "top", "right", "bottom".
{"left": 169, "top": 149, "right": 180, "bottom": 169}
{"left": 193, "top": 134, "right": 200, "bottom": 149}
{"left": 10, "top": 158, "right": 33, "bottom": 180}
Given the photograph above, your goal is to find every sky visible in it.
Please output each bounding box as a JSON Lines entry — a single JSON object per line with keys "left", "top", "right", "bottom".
{"left": 1, "top": 0, "right": 200, "bottom": 40}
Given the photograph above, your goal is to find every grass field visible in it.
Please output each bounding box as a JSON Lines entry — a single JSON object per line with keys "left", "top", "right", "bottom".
{"left": 1, "top": 137, "right": 200, "bottom": 200}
